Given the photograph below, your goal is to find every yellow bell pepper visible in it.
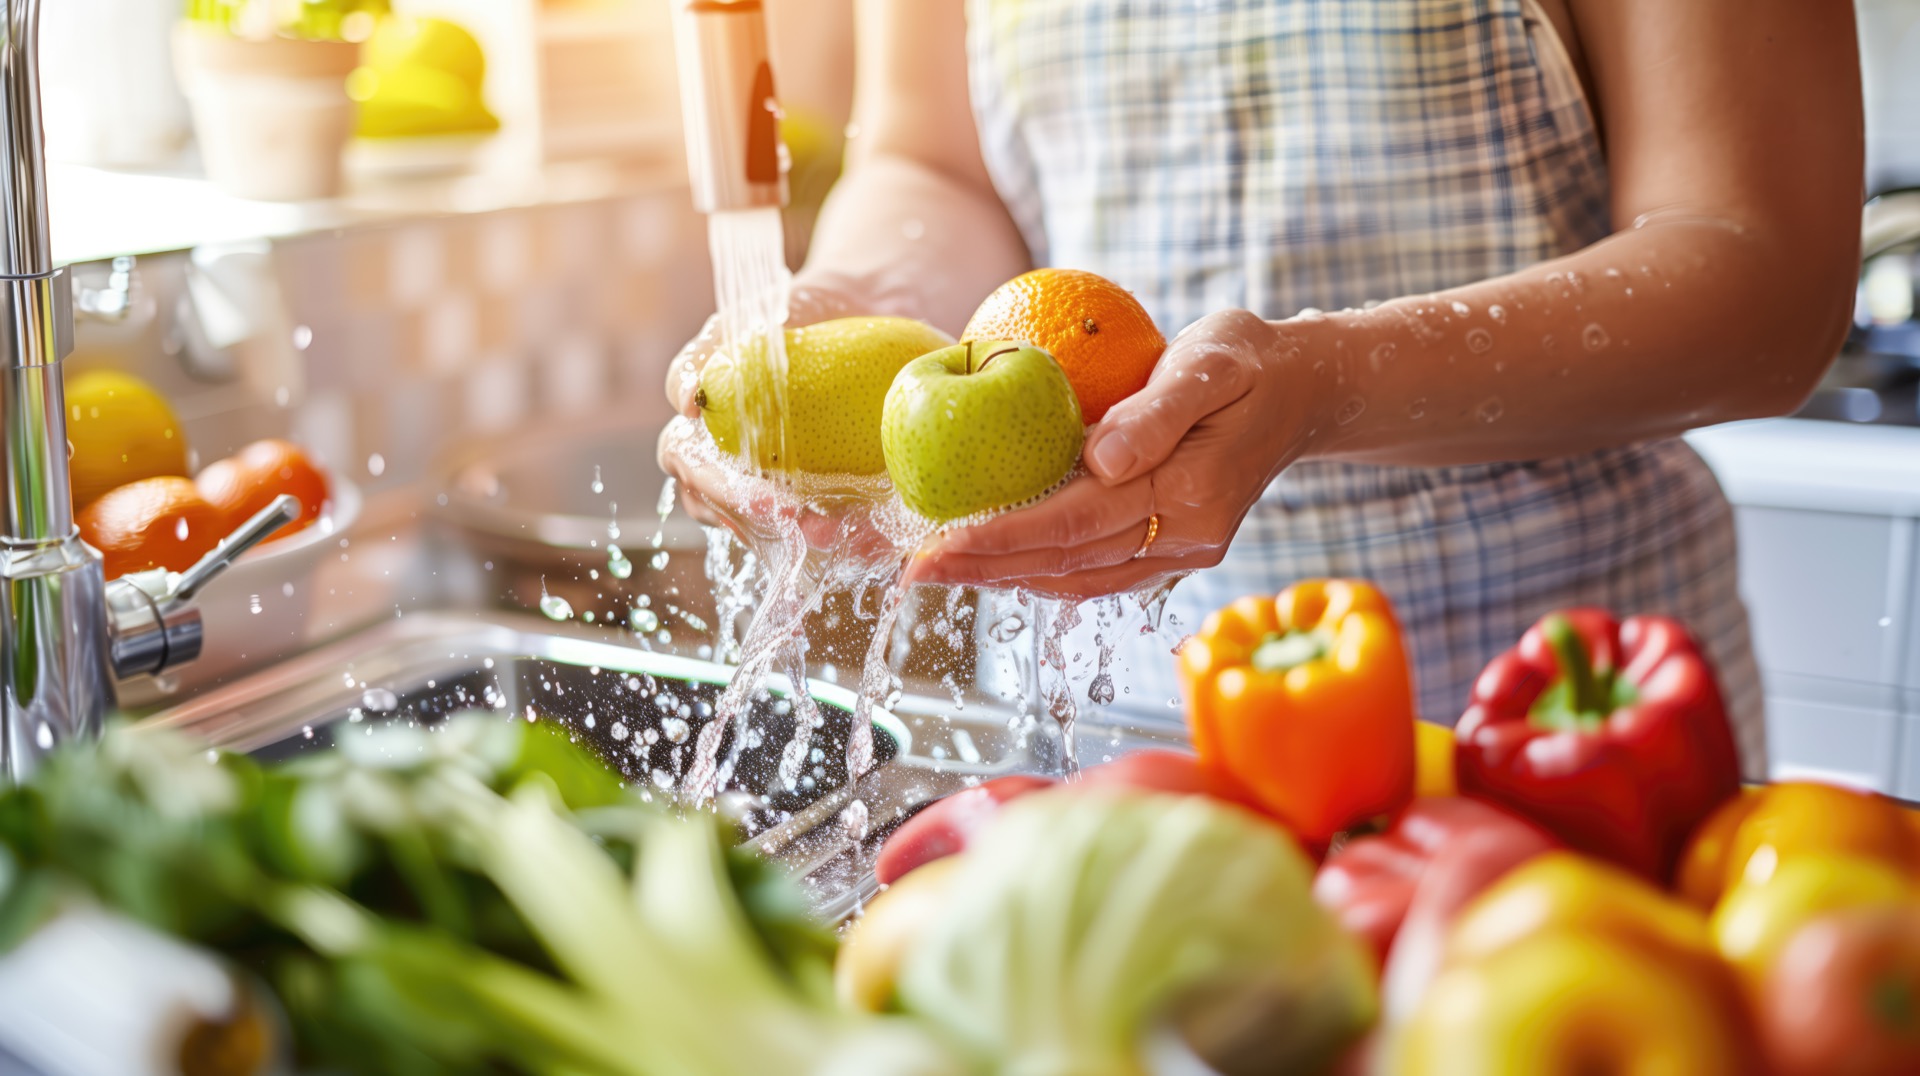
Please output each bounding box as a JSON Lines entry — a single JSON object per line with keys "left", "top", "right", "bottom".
{"left": 1679, "top": 781, "right": 1920, "bottom": 909}
{"left": 1178, "top": 579, "right": 1416, "bottom": 845}
{"left": 1413, "top": 721, "right": 1456, "bottom": 798}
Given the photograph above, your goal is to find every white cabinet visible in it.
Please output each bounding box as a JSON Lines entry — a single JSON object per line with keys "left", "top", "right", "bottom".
{"left": 1689, "top": 420, "right": 1920, "bottom": 795}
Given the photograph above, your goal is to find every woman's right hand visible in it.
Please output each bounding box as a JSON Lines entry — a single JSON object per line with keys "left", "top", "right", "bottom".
{"left": 656, "top": 280, "right": 870, "bottom": 540}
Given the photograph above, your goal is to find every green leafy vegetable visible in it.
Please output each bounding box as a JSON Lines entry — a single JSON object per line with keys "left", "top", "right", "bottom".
{"left": 0, "top": 716, "right": 955, "bottom": 1076}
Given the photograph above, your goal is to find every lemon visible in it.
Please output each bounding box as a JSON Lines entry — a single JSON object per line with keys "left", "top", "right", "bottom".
{"left": 364, "top": 16, "right": 487, "bottom": 91}
{"left": 351, "top": 64, "right": 499, "bottom": 139}
{"left": 65, "top": 370, "right": 189, "bottom": 510}
{"left": 699, "top": 316, "right": 954, "bottom": 474}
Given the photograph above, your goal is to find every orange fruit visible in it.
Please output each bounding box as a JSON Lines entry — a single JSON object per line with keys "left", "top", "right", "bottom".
{"left": 78, "top": 477, "right": 226, "bottom": 579}
{"left": 196, "top": 439, "right": 330, "bottom": 543}
{"left": 961, "top": 269, "right": 1165, "bottom": 422}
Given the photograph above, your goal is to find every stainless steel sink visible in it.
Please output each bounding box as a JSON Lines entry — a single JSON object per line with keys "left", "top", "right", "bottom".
{"left": 139, "top": 611, "right": 1185, "bottom": 919}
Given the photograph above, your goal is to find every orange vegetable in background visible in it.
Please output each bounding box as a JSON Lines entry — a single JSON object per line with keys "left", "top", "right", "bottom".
{"left": 196, "top": 438, "right": 329, "bottom": 540}
{"left": 961, "top": 268, "right": 1165, "bottom": 423}
{"left": 1678, "top": 781, "right": 1920, "bottom": 909}
{"left": 1178, "top": 579, "right": 1415, "bottom": 845}
{"left": 77, "top": 476, "right": 226, "bottom": 578}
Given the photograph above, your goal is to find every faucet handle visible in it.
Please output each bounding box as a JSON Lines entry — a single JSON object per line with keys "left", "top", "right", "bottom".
{"left": 105, "top": 496, "right": 299, "bottom": 681}
{"left": 174, "top": 495, "right": 299, "bottom": 601}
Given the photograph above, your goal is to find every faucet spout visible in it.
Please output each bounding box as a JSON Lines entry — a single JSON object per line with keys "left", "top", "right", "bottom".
{"left": 674, "top": 0, "right": 789, "bottom": 215}
{"left": 0, "top": 0, "right": 50, "bottom": 278}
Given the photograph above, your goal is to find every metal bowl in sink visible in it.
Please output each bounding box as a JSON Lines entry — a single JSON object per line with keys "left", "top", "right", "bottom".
{"left": 141, "top": 611, "right": 1187, "bottom": 919}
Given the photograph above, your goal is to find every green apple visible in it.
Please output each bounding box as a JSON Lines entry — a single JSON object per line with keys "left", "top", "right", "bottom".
{"left": 881, "top": 340, "right": 1084, "bottom": 522}
{"left": 699, "top": 316, "right": 954, "bottom": 474}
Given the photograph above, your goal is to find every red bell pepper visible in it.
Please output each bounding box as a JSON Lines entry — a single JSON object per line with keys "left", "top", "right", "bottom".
{"left": 1313, "top": 796, "right": 1558, "bottom": 964}
{"left": 1453, "top": 608, "right": 1742, "bottom": 880}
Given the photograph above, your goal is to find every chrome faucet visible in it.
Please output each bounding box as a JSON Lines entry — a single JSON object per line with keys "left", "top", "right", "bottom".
{"left": 0, "top": 0, "right": 293, "bottom": 778}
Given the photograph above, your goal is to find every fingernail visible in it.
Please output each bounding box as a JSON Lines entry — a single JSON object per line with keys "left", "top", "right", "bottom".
{"left": 1088, "top": 431, "right": 1137, "bottom": 478}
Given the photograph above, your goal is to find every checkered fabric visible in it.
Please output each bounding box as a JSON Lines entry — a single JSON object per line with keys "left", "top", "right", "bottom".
{"left": 966, "top": 0, "right": 1766, "bottom": 774}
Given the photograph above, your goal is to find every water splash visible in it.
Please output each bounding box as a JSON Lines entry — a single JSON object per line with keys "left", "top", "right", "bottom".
{"left": 538, "top": 579, "right": 573, "bottom": 621}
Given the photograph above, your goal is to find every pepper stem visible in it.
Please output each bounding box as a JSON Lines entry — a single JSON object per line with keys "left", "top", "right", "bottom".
{"left": 1252, "top": 630, "right": 1328, "bottom": 674}
{"left": 1541, "top": 615, "right": 1605, "bottom": 716}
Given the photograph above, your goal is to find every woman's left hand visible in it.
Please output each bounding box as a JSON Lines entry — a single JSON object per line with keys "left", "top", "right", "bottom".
{"left": 904, "top": 309, "right": 1323, "bottom": 600}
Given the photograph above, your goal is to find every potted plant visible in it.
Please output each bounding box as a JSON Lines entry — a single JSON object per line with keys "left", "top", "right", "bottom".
{"left": 173, "top": 0, "right": 387, "bottom": 201}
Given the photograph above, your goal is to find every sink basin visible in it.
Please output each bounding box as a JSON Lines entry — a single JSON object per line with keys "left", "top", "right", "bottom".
{"left": 139, "top": 611, "right": 1185, "bottom": 919}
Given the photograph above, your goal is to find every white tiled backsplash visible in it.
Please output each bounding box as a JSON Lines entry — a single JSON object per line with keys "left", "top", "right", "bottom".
{"left": 69, "top": 185, "right": 714, "bottom": 495}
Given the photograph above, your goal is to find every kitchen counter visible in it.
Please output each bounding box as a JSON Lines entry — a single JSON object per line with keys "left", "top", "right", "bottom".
{"left": 1686, "top": 417, "right": 1920, "bottom": 796}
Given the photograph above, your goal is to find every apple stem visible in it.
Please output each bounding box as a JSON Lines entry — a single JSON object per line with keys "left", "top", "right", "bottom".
{"left": 964, "top": 340, "right": 975, "bottom": 376}
{"left": 977, "top": 347, "right": 1019, "bottom": 374}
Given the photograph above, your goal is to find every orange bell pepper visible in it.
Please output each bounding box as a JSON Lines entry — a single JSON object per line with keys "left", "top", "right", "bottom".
{"left": 1179, "top": 579, "right": 1416, "bottom": 845}
{"left": 1678, "top": 781, "right": 1920, "bottom": 909}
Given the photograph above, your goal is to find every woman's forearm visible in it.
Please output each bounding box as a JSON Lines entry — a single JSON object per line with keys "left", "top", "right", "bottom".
{"left": 1289, "top": 212, "right": 1856, "bottom": 467}
{"left": 797, "top": 154, "right": 1031, "bottom": 336}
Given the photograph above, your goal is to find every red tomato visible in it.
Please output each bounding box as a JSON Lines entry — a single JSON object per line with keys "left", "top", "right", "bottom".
{"left": 874, "top": 775, "right": 1056, "bottom": 885}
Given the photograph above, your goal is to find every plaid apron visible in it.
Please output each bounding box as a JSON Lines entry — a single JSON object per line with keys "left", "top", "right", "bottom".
{"left": 965, "top": 0, "right": 1767, "bottom": 774}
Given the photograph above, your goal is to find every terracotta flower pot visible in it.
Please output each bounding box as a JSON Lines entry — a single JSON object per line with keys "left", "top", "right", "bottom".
{"left": 172, "top": 25, "right": 358, "bottom": 202}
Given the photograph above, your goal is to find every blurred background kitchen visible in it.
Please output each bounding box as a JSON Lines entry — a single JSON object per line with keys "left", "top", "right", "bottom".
{"left": 44, "top": 0, "right": 1920, "bottom": 792}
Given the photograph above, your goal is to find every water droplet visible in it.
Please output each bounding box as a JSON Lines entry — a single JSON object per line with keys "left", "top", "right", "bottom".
{"left": 1369, "top": 343, "right": 1396, "bottom": 370}
{"left": 650, "top": 551, "right": 670, "bottom": 571}
{"left": 1195, "top": 371, "right": 1209, "bottom": 382}
{"left": 1477, "top": 398, "right": 1505, "bottom": 424}
{"left": 367, "top": 453, "right": 386, "bottom": 477}
{"left": 1583, "top": 324, "right": 1610, "bottom": 352}
{"left": 988, "top": 613, "right": 1026, "bottom": 644}
{"left": 1407, "top": 398, "right": 1428, "bottom": 420}
{"left": 607, "top": 545, "right": 633, "bottom": 579}
{"left": 35, "top": 724, "right": 52, "bottom": 750}
{"left": 1488, "top": 304, "right": 1507, "bottom": 324}
{"left": 1335, "top": 396, "right": 1367, "bottom": 425}
{"left": 1087, "top": 674, "right": 1115, "bottom": 705}
{"left": 631, "top": 607, "right": 659, "bottom": 633}
{"left": 360, "top": 687, "right": 398, "bottom": 712}
{"left": 661, "top": 717, "right": 691, "bottom": 744}
{"left": 1450, "top": 301, "right": 1470, "bottom": 317}
{"left": 590, "top": 465, "right": 604, "bottom": 494}
{"left": 1466, "top": 328, "right": 1493, "bottom": 353}
{"left": 1604, "top": 268, "right": 1623, "bottom": 280}
{"left": 175, "top": 517, "right": 189, "bottom": 541}
{"left": 1296, "top": 307, "right": 1326, "bottom": 321}
{"left": 538, "top": 580, "right": 573, "bottom": 621}
{"left": 291, "top": 325, "right": 313, "bottom": 350}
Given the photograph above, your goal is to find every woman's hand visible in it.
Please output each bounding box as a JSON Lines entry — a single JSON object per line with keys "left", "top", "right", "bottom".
{"left": 657, "top": 280, "right": 865, "bottom": 535}
{"left": 904, "top": 309, "right": 1325, "bottom": 600}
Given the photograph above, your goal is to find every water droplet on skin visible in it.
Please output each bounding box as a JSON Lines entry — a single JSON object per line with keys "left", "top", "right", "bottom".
{"left": 1296, "top": 307, "right": 1326, "bottom": 321}
{"left": 1583, "top": 324, "right": 1611, "bottom": 352}
{"left": 1488, "top": 304, "right": 1507, "bottom": 324}
{"left": 1335, "top": 396, "right": 1367, "bottom": 425}
{"left": 1407, "top": 398, "right": 1428, "bottom": 420}
{"left": 1605, "top": 268, "right": 1623, "bottom": 280}
{"left": 1369, "top": 343, "right": 1396, "bottom": 370}
{"left": 1450, "top": 301, "right": 1471, "bottom": 317}
{"left": 590, "top": 465, "right": 604, "bottom": 494}
{"left": 1477, "top": 398, "right": 1505, "bottom": 424}
{"left": 1466, "top": 328, "right": 1493, "bottom": 353}
{"left": 1196, "top": 372, "right": 1209, "bottom": 382}
{"left": 175, "top": 517, "right": 189, "bottom": 541}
